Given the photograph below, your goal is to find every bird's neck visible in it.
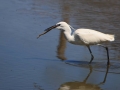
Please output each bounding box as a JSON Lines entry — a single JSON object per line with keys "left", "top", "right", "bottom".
{"left": 63, "top": 27, "right": 74, "bottom": 42}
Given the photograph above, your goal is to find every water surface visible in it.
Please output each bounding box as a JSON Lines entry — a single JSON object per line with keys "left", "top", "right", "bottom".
{"left": 0, "top": 0, "right": 120, "bottom": 90}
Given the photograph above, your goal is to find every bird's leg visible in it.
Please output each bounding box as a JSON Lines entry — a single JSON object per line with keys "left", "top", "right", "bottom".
{"left": 106, "top": 47, "right": 110, "bottom": 65}
{"left": 99, "top": 45, "right": 110, "bottom": 65}
{"left": 87, "top": 46, "right": 94, "bottom": 64}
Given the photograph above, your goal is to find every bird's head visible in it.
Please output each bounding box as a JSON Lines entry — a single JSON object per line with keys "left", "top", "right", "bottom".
{"left": 37, "top": 21, "right": 69, "bottom": 38}
{"left": 56, "top": 22, "right": 69, "bottom": 30}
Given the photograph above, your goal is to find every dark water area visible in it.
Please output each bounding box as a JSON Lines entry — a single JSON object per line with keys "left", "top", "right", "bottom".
{"left": 0, "top": 0, "right": 120, "bottom": 90}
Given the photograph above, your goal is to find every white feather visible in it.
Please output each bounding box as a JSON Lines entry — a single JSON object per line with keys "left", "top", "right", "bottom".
{"left": 74, "top": 29, "right": 114, "bottom": 45}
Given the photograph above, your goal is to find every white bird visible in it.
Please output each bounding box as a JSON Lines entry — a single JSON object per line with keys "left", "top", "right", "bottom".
{"left": 37, "top": 21, "right": 115, "bottom": 65}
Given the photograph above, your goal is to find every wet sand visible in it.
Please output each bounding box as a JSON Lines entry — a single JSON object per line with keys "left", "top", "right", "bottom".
{"left": 0, "top": 0, "right": 120, "bottom": 90}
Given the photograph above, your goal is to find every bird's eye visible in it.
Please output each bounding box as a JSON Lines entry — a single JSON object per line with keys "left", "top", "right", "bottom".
{"left": 57, "top": 24, "right": 61, "bottom": 26}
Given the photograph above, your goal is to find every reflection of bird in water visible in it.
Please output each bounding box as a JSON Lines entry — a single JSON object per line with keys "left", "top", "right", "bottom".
{"left": 37, "top": 22, "right": 114, "bottom": 65}
{"left": 59, "top": 81, "right": 101, "bottom": 90}
{"left": 58, "top": 65, "right": 109, "bottom": 90}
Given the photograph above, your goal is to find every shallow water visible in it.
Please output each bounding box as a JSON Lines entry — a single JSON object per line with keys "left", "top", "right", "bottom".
{"left": 0, "top": 0, "right": 120, "bottom": 90}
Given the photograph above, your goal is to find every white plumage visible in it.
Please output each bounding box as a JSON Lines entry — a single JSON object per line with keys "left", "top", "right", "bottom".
{"left": 74, "top": 29, "right": 114, "bottom": 45}
{"left": 37, "top": 21, "right": 115, "bottom": 65}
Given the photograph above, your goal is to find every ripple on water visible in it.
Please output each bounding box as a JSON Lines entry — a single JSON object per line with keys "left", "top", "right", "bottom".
{"left": 65, "top": 60, "right": 120, "bottom": 74}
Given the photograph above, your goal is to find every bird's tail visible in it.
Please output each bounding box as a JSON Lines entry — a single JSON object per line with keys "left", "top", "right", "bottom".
{"left": 106, "top": 34, "right": 115, "bottom": 41}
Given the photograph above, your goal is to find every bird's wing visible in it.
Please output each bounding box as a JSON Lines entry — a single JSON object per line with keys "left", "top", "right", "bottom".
{"left": 74, "top": 29, "right": 113, "bottom": 45}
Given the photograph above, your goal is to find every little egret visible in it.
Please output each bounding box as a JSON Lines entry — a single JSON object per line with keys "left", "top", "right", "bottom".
{"left": 37, "top": 22, "right": 115, "bottom": 65}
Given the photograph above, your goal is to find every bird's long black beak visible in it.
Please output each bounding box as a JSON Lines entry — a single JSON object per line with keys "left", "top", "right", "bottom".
{"left": 37, "top": 24, "right": 60, "bottom": 39}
